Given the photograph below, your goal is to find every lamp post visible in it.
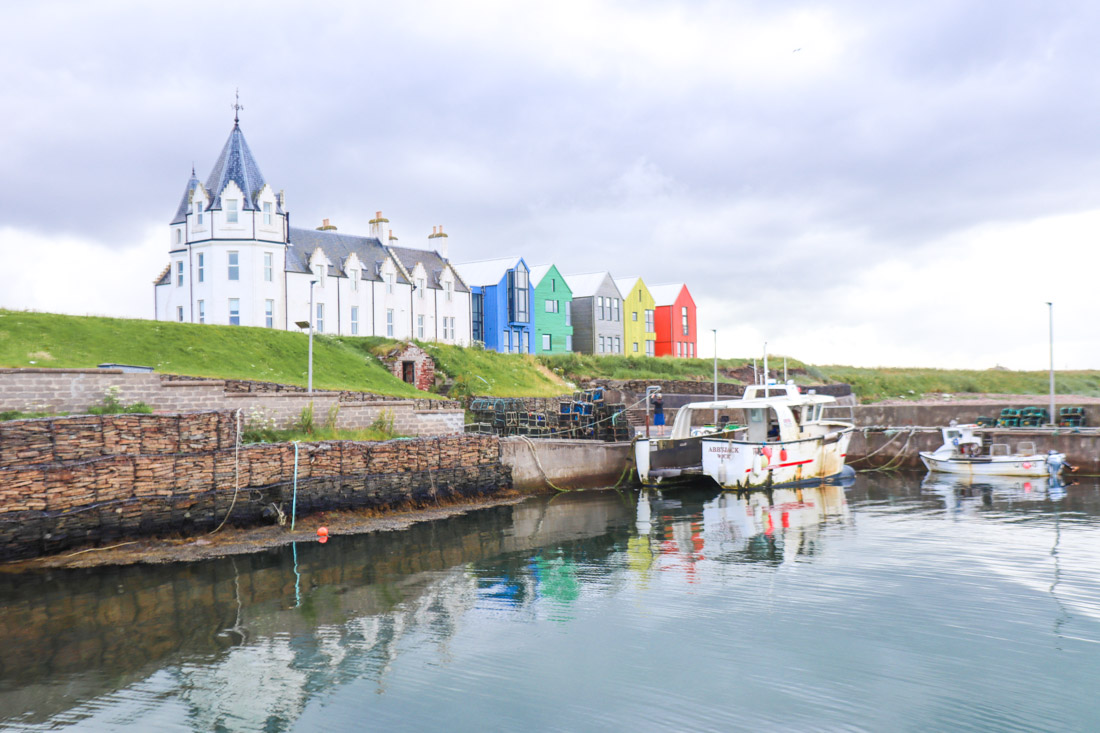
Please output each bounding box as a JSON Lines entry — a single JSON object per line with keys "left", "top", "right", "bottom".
{"left": 296, "top": 281, "right": 318, "bottom": 393}
{"left": 1047, "top": 301, "right": 1055, "bottom": 426}
{"left": 712, "top": 329, "right": 718, "bottom": 425}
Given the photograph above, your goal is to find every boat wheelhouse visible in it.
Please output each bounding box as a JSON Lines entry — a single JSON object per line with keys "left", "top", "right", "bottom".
{"left": 635, "top": 383, "right": 855, "bottom": 490}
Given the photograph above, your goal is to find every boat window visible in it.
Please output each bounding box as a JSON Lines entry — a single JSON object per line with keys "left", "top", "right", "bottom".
{"left": 946, "top": 430, "right": 960, "bottom": 440}
{"left": 803, "top": 405, "right": 818, "bottom": 423}
{"left": 748, "top": 408, "right": 764, "bottom": 423}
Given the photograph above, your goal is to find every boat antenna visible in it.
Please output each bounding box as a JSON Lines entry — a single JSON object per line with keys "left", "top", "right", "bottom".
{"left": 763, "top": 342, "right": 769, "bottom": 385}
{"left": 784, "top": 357, "right": 788, "bottom": 383}
{"left": 1047, "top": 302, "right": 1055, "bottom": 426}
{"left": 753, "top": 358, "right": 758, "bottom": 385}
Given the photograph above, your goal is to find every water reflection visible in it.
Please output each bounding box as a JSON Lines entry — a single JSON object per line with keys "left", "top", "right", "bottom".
{"left": 2, "top": 477, "right": 1100, "bottom": 732}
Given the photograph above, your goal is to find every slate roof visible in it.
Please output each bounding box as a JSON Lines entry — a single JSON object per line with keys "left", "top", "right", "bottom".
{"left": 286, "top": 227, "right": 405, "bottom": 283}
{"left": 204, "top": 124, "right": 274, "bottom": 212}
{"left": 170, "top": 173, "right": 201, "bottom": 225}
{"left": 649, "top": 283, "right": 687, "bottom": 306}
{"left": 563, "top": 271, "right": 619, "bottom": 299}
{"left": 454, "top": 257, "right": 524, "bottom": 287}
{"left": 387, "top": 245, "right": 470, "bottom": 293}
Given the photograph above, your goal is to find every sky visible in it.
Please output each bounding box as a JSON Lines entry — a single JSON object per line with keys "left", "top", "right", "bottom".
{"left": 1, "top": 0, "right": 1098, "bottom": 369}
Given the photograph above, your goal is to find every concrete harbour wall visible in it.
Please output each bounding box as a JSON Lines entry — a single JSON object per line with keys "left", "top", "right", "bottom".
{"left": 0, "top": 411, "right": 509, "bottom": 560}
{"left": 501, "top": 437, "right": 632, "bottom": 489}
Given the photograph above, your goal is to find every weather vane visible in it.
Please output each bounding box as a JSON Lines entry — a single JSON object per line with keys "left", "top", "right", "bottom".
{"left": 232, "top": 88, "right": 244, "bottom": 125}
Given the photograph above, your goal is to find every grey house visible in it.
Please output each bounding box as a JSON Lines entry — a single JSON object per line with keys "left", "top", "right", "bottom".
{"left": 563, "top": 272, "right": 625, "bottom": 355}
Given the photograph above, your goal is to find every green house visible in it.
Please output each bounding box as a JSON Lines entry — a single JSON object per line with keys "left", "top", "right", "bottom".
{"left": 530, "top": 264, "right": 574, "bottom": 353}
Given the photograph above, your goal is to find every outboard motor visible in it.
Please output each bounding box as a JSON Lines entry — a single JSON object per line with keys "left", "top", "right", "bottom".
{"left": 1046, "top": 450, "right": 1068, "bottom": 477}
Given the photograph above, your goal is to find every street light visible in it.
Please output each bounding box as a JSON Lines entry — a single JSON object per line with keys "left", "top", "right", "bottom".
{"left": 1047, "top": 301, "right": 1055, "bottom": 426}
{"left": 297, "top": 280, "right": 318, "bottom": 393}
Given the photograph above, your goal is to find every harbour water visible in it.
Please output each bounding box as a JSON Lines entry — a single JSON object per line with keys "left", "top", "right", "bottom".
{"left": 2, "top": 474, "right": 1099, "bottom": 732}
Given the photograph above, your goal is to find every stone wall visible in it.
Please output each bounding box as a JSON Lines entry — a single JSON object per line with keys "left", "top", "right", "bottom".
{"left": 0, "top": 411, "right": 509, "bottom": 560}
{"left": 0, "top": 369, "right": 463, "bottom": 436}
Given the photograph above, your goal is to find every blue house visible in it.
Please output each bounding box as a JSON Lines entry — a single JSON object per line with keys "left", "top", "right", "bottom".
{"left": 454, "top": 257, "right": 533, "bottom": 353}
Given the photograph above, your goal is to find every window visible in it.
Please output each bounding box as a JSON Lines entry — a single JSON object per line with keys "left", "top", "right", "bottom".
{"left": 689, "top": 343, "right": 694, "bottom": 358}
{"left": 542, "top": 334, "right": 551, "bottom": 351}
{"left": 350, "top": 269, "right": 358, "bottom": 291}
{"left": 176, "top": 261, "right": 183, "bottom": 287}
{"left": 176, "top": 306, "right": 184, "bottom": 322}
{"left": 633, "top": 342, "right": 639, "bottom": 353}
{"left": 682, "top": 306, "right": 689, "bottom": 336}
{"left": 565, "top": 301, "right": 571, "bottom": 326}
{"left": 504, "top": 330, "right": 511, "bottom": 352}
{"left": 196, "top": 202, "right": 203, "bottom": 226}
{"left": 265, "top": 300, "right": 274, "bottom": 328}
{"left": 445, "top": 280, "right": 452, "bottom": 302}
{"left": 227, "top": 252, "right": 239, "bottom": 280}
{"left": 646, "top": 340, "right": 654, "bottom": 357}
{"left": 448, "top": 317, "right": 455, "bottom": 340}
{"left": 509, "top": 267, "right": 529, "bottom": 322}
{"left": 472, "top": 293, "right": 483, "bottom": 342}
{"left": 198, "top": 300, "right": 205, "bottom": 324}
{"left": 645, "top": 309, "right": 654, "bottom": 332}
{"left": 566, "top": 334, "right": 573, "bottom": 351}
{"left": 351, "top": 306, "right": 359, "bottom": 335}
{"left": 597, "top": 296, "right": 604, "bottom": 320}
{"left": 229, "top": 299, "right": 240, "bottom": 326}
{"left": 417, "top": 314, "right": 425, "bottom": 339}
{"left": 316, "top": 303, "right": 324, "bottom": 333}
{"left": 551, "top": 279, "right": 556, "bottom": 292}
{"left": 615, "top": 299, "right": 621, "bottom": 322}
{"left": 632, "top": 311, "right": 637, "bottom": 321}
{"left": 263, "top": 201, "right": 272, "bottom": 225}
{"left": 316, "top": 264, "right": 326, "bottom": 287}
{"left": 417, "top": 277, "right": 425, "bottom": 299}
{"left": 197, "top": 253, "right": 205, "bottom": 283}
{"left": 599, "top": 335, "right": 605, "bottom": 353}
{"left": 524, "top": 331, "right": 530, "bottom": 354}
{"left": 226, "top": 199, "right": 238, "bottom": 224}
{"left": 386, "top": 272, "right": 394, "bottom": 294}
{"left": 386, "top": 309, "right": 394, "bottom": 337}
{"left": 264, "top": 253, "right": 273, "bottom": 282}
{"left": 175, "top": 229, "right": 181, "bottom": 245}
{"left": 614, "top": 336, "right": 621, "bottom": 353}
{"left": 638, "top": 290, "right": 642, "bottom": 302}
{"left": 545, "top": 299, "right": 558, "bottom": 314}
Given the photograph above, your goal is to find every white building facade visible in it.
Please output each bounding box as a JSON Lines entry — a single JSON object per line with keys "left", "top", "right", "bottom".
{"left": 154, "top": 121, "right": 471, "bottom": 344}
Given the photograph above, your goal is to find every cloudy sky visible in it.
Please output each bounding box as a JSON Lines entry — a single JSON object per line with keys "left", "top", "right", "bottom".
{"left": 2, "top": 0, "right": 1098, "bottom": 369}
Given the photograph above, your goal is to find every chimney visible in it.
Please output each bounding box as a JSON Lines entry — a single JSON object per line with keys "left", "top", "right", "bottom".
{"left": 428, "top": 224, "right": 449, "bottom": 259}
{"left": 278, "top": 189, "right": 286, "bottom": 210}
{"left": 369, "top": 210, "right": 389, "bottom": 240}
{"left": 388, "top": 230, "right": 398, "bottom": 244}
{"left": 316, "top": 218, "right": 337, "bottom": 231}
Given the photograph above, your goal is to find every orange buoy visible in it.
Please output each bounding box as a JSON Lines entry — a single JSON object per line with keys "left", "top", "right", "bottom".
{"left": 780, "top": 448, "right": 788, "bottom": 462}
{"left": 318, "top": 536, "right": 329, "bottom": 544}
{"left": 317, "top": 526, "right": 329, "bottom": 538}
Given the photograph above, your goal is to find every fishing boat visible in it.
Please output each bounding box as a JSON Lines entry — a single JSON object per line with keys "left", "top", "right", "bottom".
{"left": 918, "top": 424, "right": 1068, "bottom": 477}
{"left": 635, "top": 383, "right": 856, "bottom": 489}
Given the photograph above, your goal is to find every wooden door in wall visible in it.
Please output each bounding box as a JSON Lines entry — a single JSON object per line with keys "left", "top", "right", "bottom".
{"left": 402, "top": 361, "right": 416, "bottom": 384}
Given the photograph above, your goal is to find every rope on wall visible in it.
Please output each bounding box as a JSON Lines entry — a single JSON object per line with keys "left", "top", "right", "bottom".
{"left": 209, "top": 409, "right": 242, "bottom": 534}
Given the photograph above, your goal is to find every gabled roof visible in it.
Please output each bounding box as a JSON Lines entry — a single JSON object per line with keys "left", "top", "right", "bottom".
{"left": 563, "top": 271, "right": 619, "bottom": 298}
{"left": 649, "top": 283, "right": 687, "bottom": 306}
{"left": 154, "top": 264, "right": 171, "bottom": 286}
{"left": 454, "top": 257, "right": 525, "bottom": 287}
{"left": 387, "top": 245, "right": 470, "bottom": 293}
{"left": 170, "top": 173, "right": 201, "bottom": 225}
{"left": 530, "top": 264, "right": 572, "bottom": 294}
{"left": 204, "top": 124, "right": 270, "bottom": 212}
{"left": 613, "top": 276, "right": 641, "bottom": 295}
{"left": 286, "top": 227, "right": 406, "bottom": 283}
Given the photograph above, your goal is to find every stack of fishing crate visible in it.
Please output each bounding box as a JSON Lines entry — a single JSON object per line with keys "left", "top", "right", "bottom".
{"left": 1058, "top": 406, "right": 1087, "bottom": 427}
{"left": 1019, "top": 407, "right": 1049, "bottom": 427}
{"left": 995, "top": 408, "right": 1021, "bottom": 427}
{"left": 466, "top": 398, "right": 551, "bottom": 437}
{"left": 557, "top": 388, "right": 631, "bottom": 442}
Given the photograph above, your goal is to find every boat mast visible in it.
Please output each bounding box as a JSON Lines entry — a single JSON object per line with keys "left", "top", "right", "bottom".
{"left": 763, "top": 342, "right": 769, "bottom": 385}
{"left": 1048, "top": 301, "right": 1055, "bottom": 426}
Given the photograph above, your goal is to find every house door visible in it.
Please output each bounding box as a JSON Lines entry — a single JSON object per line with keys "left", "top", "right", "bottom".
{"left": 402, "top": 361, "right": 416, "bottom": 384}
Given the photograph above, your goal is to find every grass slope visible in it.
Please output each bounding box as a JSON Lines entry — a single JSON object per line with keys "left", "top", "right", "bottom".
{"left": 538, "top": 353, "right": 822, "bottom": 384}
{"left": 816, "top": 366, "right": 1100, "bottom": 403}
{"left": 0, "top": 310, "right": 429, "bottom": 397}
{"left": 425, "top": 343, "right": 569, "bottom": 397}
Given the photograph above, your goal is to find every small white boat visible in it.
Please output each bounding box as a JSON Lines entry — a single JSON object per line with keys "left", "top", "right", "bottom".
{"left": 919, "top": 424, "right": 1067, "bottom": 477}
{"left": 635, "top": 383, "right": 855, "bottom": 490}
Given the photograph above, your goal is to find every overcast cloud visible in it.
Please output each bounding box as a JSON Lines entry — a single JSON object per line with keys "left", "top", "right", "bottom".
{"left": 2, "top": 0, "right": 1098, "bottom": 369}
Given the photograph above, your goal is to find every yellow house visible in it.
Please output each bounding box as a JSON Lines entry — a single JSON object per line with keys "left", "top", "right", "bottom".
{"left": 614, "top": 276, "right": 656, "bottom": 356}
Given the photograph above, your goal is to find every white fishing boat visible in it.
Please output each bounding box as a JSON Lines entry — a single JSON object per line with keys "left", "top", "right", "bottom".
{"left": 919, "top": 424, "right": 1067, "bottom": 477}
{"left": 635, "top": 383, "right": 856, "bottom": 490}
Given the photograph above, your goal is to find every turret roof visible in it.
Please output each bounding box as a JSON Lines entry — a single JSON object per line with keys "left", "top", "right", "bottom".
{"left": 204, "top": 124, "right": 269, "bottom": 212}
{"left": 169, "top": 173, "right": 201, "bottom": 225}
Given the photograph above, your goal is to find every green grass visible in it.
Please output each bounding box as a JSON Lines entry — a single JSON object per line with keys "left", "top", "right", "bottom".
{"left": 537, "top": 353, "right": 824, "bottom": 384}
{"left": 0, "top": 410, "right": 62, "bottom": 421}
{"left": 0, "top": 310, "right": 431, "bottom": 398}
{"left": 814, "top": 366, "right": 1100, "bottom": 403}
{"left": 424, "top": 343, "right": 570, "bottom": 397}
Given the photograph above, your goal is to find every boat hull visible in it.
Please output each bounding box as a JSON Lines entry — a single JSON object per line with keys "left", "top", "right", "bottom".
{"left": 702, "top": 429, "right": 854, "bottom": 489}
{"left": 919, "top": 452, "right": 1060, "bottom": 477}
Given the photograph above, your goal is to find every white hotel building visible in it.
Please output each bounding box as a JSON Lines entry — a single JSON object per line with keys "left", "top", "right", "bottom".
{"left": 154, "top": 119, "right": 471, "bottom": 344}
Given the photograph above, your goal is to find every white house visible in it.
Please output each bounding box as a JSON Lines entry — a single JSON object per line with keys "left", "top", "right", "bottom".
{"left": 154, "top": 118, "right": 471, "bottom": 344}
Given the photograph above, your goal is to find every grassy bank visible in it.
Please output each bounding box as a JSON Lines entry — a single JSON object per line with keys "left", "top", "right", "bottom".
{"left": 815, "top": 366, "right": 1100, "bottom": 403}
{"left": 0, "top": 310, "right": 428, "bottom": 397}
{"left": 538, "top": 353, "right": 823, "bottom": 384}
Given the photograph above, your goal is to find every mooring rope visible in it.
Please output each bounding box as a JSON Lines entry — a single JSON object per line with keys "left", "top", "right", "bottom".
{"left": 209, "top": 409, "right": 242, "bottom": 534}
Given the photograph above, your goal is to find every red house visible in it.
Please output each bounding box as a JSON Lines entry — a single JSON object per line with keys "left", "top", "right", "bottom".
{"left": 650, "top": 283, "right": 697, "bottom": 357}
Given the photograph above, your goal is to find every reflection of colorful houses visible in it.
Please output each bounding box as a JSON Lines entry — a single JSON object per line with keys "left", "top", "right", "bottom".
{"left": 529, "top": 264, "right": 574, "bottom": 354}
{"left": 650, "top": 283, "right": 697, "bottom": 358}
{"left": 614, "top": 276, "right": 656, "bottom": 357}
{"left": 455, "top": 257, "right": 533, "bottom": 353}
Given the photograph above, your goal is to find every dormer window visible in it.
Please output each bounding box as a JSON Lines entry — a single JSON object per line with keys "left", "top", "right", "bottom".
{"left": 350, "top": 269, "right": 358, "bottom": 291}
{"left": 316, "top": 264, "right": 326, "bottom": 287}
{"left": 445, "top": 280, "right": 453, "bottom": 302}
{"left": 226, "top": 199, "right": 238, "bottom": 224}
{"left": 417, "top": 277, "right": 425, "bottom": 299}
{"left": 195, "top": 202, "right": 203, "bottom": 226}
{"left": 263, "top": 202, "right": 272, "bottom": 225}
{"left": 386, "top": 272, "right": 395, "bottom": 294}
